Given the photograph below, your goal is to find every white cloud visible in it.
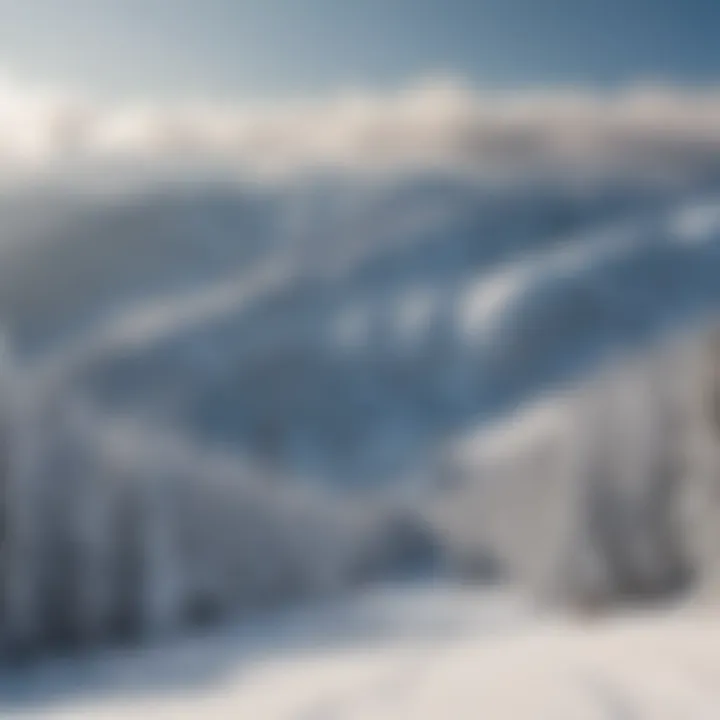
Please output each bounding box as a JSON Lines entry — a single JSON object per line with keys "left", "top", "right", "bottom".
{"left": 3, "top": 72, "right": 720, "bottom": 182}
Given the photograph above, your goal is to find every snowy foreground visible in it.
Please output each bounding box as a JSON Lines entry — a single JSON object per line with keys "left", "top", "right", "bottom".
{"left": 3, "top": 583, "right": 720, "bottom": 720}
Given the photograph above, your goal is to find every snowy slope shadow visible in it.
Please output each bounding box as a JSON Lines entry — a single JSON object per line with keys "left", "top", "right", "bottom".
{"left": 0, "top": 585, "right": 530, "bottom": 711}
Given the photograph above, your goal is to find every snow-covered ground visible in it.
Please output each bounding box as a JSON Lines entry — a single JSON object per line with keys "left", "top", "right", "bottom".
{"left": 3, "top": 583, "right": 719, "bottom": 720}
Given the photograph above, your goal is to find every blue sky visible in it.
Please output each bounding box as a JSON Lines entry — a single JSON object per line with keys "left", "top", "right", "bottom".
{"left": 0, "top": 0, "right": 719, "bottom": 100}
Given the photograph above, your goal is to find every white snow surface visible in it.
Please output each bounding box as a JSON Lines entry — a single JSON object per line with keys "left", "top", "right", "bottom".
{"left": 3, "top": 583, "right": 720, "bottom": 720}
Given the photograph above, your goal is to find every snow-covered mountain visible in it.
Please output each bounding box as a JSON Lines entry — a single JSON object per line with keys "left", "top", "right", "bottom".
{"left": 3, "top": 177, "right": 717, "bottom": 474}
{"left": 2, "top": 167, "right": 720, "bottom": 656}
